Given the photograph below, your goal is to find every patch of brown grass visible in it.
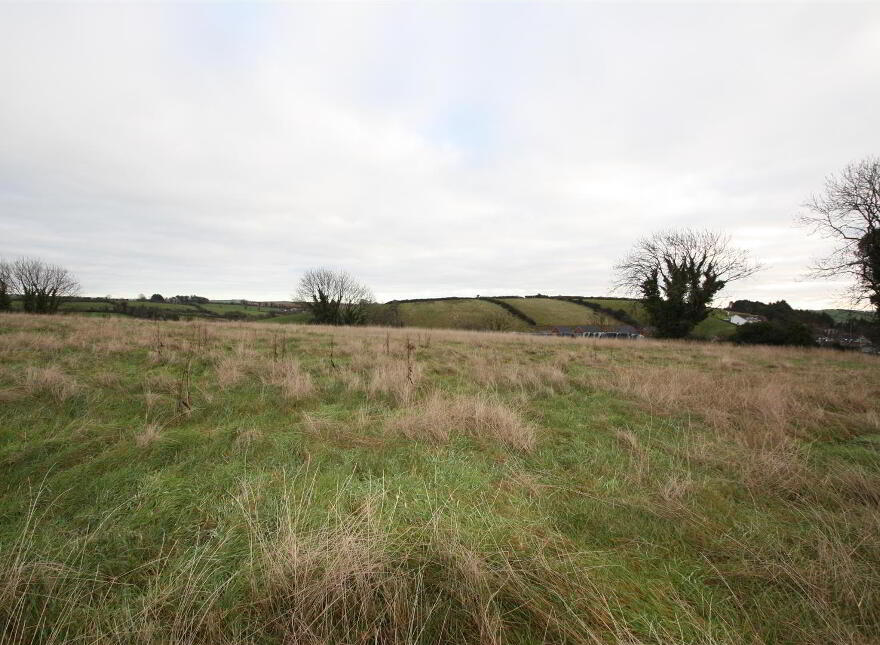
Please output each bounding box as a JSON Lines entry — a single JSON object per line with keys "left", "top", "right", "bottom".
{"left": 387, "top": 392, "right": 536, "bottom": 451}
{"left": 213, "top": 354, "right": 249, "bottom": 389}
{"left": 135, "top": 422, "right": 162, "bottom": 447}
{"left": 21, "top": 366, "right": 78, "bottom": 403}
{"left": 466, "top": 353, "right": 568, "bottom": 393}
{"left": 234, "top": 427, "right": 263, "bottom": 448}
{"left": 367, "top": 357, "right": 422, "bottom": 404}
{"left": 264, "top": 359, "right": 315, "bottom": 401}
{"left": 92, "top": 371, "right": 123, "bottom": 390}
{"left": 245, "top": 482, "right": 618, "bottom": 645}
{"left": 593, "top": 362, "right": 880, "bottom": 447}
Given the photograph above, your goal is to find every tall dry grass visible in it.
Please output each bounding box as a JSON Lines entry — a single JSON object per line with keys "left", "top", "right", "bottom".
{"left": 263, "top": 359, "right": 315, "bottom": 401}
{"left": 387, "top": 392, "right": 536, "bottom": 451}
{"left": 21, "top": 365, "right": 78, "bottom": 403}
{"left": 244, "top": 479, "right": 620, "bottom": 645}
{"left": 593, "top": 363, "right": 879, "bottom": 445}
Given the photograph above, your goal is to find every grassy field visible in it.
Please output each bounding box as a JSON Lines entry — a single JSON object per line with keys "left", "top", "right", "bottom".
{"left": 582, "top": 298, "right": 649, "bottom": 324}
{"left": 200, "top": 303, "right": 288, "bottom": 317}
{"left": 265, "top": 311, "right": 313, "bottom": 324}
{"left": 691, "top": 309, "right": 738, "bottom": 339}
{"left": 498, "top": 298, "right": 607, "bottom": 326}
{"left": 58, "top": 300, "right": 116, "bottom": 312}
{"left": 396, "top": 299, "right": 531, "bottom": 331}
{"left": 46, "top": 299, "right": 290, "bottom": 320}
{"left": 822, "top": 308, "right": 877, "bottom": 323}
{"left": 0, "top": 313, "right": 878, "bottom": 643}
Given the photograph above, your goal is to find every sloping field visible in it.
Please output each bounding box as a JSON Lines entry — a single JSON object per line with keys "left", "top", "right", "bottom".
{"left": 265, "top": 311, "right": 312, "bottom": 324}
{"left": 49, "top": 299, "right": 289, "bottom": 320}
{"left": 822, "top": 308, "right": 877, "bottom": 323}
{"left": 58, "top": 300, "right": 116, "bottom": 312}
{"left": 1, "top": 313, "right": 879, "bottom": 644}
{"left": 692, "top": 310, "right": 737, "bottom": 339}
{"left": 200, "top": 302, "right": 285, "bottom": 317}
{"left": 396, "top": 298, "right": 531, "bottom": 331}
{"left": 582, "top": 297, "right": 649, "bottom": 324}
{"left": 498, "top": 297, "right": 609, "bottom": 326}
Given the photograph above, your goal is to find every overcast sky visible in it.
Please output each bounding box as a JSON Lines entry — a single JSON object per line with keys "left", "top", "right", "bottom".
{"left": 2, "top": 2, "right": 879, "bottom": 308}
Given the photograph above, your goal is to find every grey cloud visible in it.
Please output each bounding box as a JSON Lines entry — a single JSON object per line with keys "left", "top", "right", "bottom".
{"left": 1, "top": 3, "right": 878, "bottom": 308}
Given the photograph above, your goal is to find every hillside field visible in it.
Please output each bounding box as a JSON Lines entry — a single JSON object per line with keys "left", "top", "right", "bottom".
{"left": 396, "top": 298, "right": 531, "bottom": 331}
{"left": 497, "top": 297, "right": 607, "bottom": 326}
{"left": 11, "top": 298, "right": 293, "bottom": 320}
{"left": 392, "top": 297, "right": 737, "bottom": 338}
{"left": 1, "top": 313, "right": 878, "bottom": 644}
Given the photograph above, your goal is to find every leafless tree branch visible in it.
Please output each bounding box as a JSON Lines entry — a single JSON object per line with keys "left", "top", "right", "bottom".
{"left": 798, "top": 157, "right": 880, "bottom": 308}
{"left": 614, "top": 229, "right": 761, "bottom": 295}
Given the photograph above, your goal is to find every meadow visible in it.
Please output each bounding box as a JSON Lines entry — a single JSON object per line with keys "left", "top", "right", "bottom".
{"left": 0, "top": 313, "right": 878, "bottom": 644}
{"left": 396, "top": 299, "right": 530, "bottom": 331}
{"left": 496, "top": 298, "right": 607, "bottom": 326}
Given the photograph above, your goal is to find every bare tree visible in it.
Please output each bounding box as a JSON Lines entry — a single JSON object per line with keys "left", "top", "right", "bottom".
{"left": 296, "top": 268, "right": 374, "bottom": 325}
{"left": 2, "top": 257, "right": 80, "bottom": 314}
{"left": 0, "top": 260, "right": 12, "bottom": 311}
{"left": 799, "top": 157, "right": 880, "bottom": 319}
{"left": 615, "top": 229, "right": 760, "bottom": 338}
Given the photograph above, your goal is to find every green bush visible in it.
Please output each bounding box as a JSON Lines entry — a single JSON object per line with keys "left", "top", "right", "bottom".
{"left": 732, "top": 320, "right": 815, "bottom": 346}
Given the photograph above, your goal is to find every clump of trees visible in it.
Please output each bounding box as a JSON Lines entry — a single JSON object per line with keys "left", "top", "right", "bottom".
{"left": 800, "top": 157, "right": 880, "bottom": 322}
{"left": 296, "top": 268, "right": 374, "bottom": 325}
{"left": 615, "top": 229, "right": 760, "bottom": 338}
{"left": 364, "top": 302, "right": 403, "bottom": 327}
{"left": 0, "top": 269, "right": 11, "bottom": 312}
{"left": 728, "top": 299, "right": 834, "bottom": 329}
{"left": 732, "top": 320, "right": 815, "bottom": 347}
{"left": 171, "top": 295, "right": 209, "bottom": 304}
{"left": 0, "top": 257, "right": 80, "bottom": 314}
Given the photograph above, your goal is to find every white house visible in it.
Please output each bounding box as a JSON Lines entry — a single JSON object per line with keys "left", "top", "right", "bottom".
{"left": 728, "top": 313, "right": 764, "bottom": 326}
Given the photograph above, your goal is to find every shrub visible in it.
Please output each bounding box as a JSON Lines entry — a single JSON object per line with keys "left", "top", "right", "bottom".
{"left": 732, "top": 320, "right": 815, "bottom": 346}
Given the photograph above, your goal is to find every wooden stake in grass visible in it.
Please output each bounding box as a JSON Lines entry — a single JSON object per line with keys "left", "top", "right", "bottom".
{"left": 405, "top": 337, "right": 415, "bottom": 386}
{"left": 329, "top": 336, "right": 337, "bottom": 370}
{"left": 154, "top": 321, "right": 164, "bottom": 358}
{"left": 177, "top": 359, "right": 192, "bottom": 412}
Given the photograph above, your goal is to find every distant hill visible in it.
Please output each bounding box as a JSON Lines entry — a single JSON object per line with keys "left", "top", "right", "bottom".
{"left": 39, "top": 294, "right": 863, "bottom": 339}
{"left": 388, "top": 295, "right": 735, "bottom": 338}
{"left": 37, "top": 297, "right": 296, "bottom": 321}
{"left": 820, "top": 309, "right": 876, "bottom": 324}
{"left": 394, "top": 298, "right": 532, "bottom": 331}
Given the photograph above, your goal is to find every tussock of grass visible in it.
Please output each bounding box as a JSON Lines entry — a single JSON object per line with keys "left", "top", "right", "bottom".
{"left": 367, "top": 356, "right": 423, "bottom": 403}
{"left": 388, "top": 392, "right": 536, "bottom": 451}
{"left": 21, "top": 365, "right": 78, "bottom": 402}
{"left": 263, "top": 358, "right": 315, "bottom": 401}
{"left": 135, "top": 422, "right": 163, "bottom": 447}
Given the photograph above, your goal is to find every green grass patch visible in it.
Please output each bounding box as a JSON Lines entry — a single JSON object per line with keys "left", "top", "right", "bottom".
{"left": 397, "top": 299, "right": 531, "bottom": 331}
{"left": 498, "top": 297, "right": 607, "bottom": 325}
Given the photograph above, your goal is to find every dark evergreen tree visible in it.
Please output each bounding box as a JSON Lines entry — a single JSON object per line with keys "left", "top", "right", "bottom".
{"left": 616, "top": 229, "right": 759, "bottom": 338}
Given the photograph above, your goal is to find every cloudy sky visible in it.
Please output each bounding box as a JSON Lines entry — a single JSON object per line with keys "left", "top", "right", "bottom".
{"left": 2, "top": 2, "right": 879, "bottom": 307}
